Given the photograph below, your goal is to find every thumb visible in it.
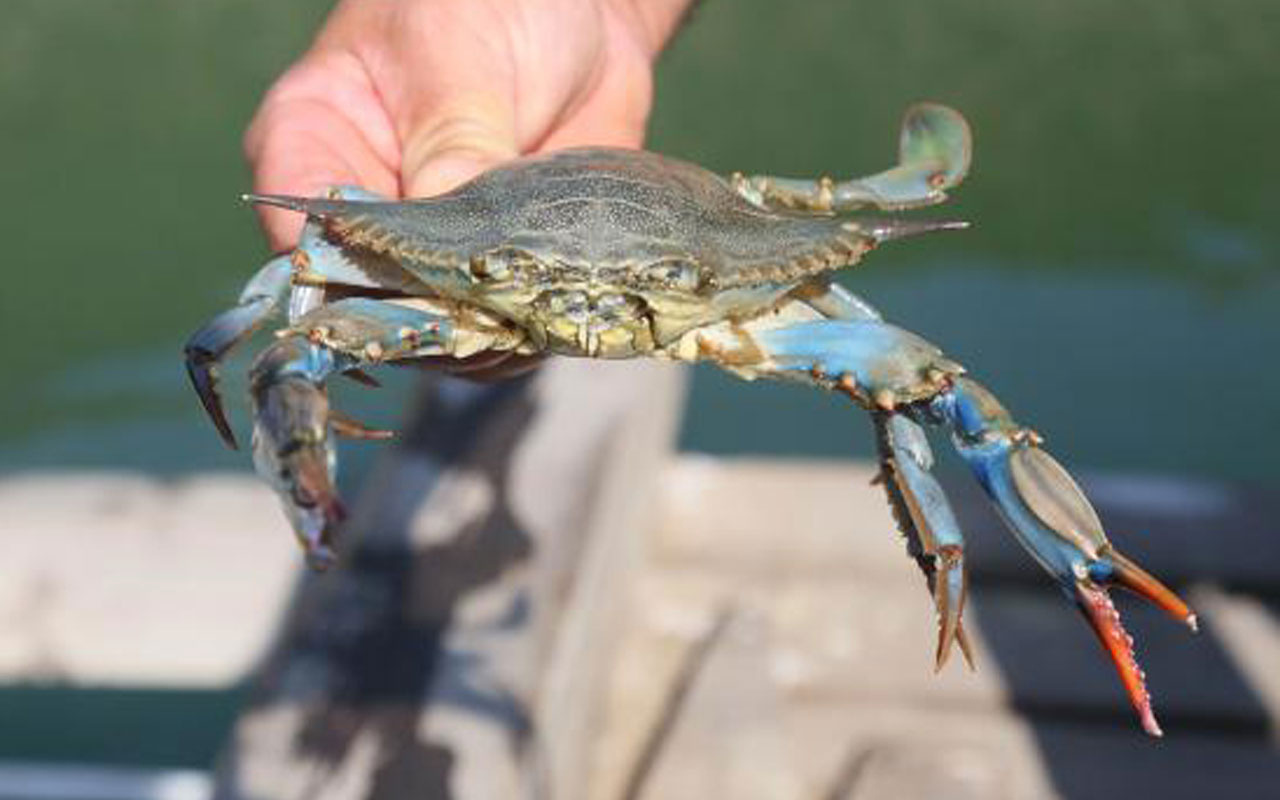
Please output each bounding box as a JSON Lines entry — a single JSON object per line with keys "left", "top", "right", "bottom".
{"left": 399, "top": 94, "right": 520, "bottom": 199}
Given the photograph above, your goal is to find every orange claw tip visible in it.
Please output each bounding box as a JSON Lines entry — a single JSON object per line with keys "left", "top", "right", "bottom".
{"left": 1075, "top": 580, "right": 1165, "bottom": 737}
{"left": 1104, "top": 547, "right": 1197, "bottom": 631}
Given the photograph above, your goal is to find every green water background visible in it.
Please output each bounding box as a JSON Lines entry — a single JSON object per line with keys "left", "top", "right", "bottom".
{"left": 1, "top": 0, "right": 1277, "bottom": 770}
{"left": 2, "top": 0, "right": 1277, "bottom": 481}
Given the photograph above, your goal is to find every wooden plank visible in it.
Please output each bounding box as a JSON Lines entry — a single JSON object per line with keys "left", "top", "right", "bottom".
{"left": 650, "top": 458, "right": 915, "bottom": 578}
{"left": 0, "top": 473, "right": 297, "bottom": 686}
{"left": 213, "top": 360, "right": 685, "bottom": 800}
{"left": 1024, "top": 723, "right": 1280, "bottom": 800}
{"left": 588, "top": 458, "right": 1280, "bottom": 800}
{"left": 654, "top": 458, "right": 1280, "bottom": 589}
{"left": 1194, "top": 587, "right": 1280, "bottom": 743}
{"left": 972, "top": 588, "right": 1267, "bottom": 734}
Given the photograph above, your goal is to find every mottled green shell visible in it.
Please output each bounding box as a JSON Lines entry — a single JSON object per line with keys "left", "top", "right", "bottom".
{"left": 313, "top": 148, "right": 873, "bottom": 291}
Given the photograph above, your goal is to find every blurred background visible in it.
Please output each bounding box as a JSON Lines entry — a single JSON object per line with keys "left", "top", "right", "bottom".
{"left": 2, "top": 0, "right": 1277, "bottom": 797}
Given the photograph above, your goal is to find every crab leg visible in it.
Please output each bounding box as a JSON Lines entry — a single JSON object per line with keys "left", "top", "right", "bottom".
{"left": 248, "top": 298, "right": 457, "bottom": 569}
{"left": 700, "top": 305, "right": 1195, "bottom": 734}
{"left": 796, "top": 284, "right": 975, "bottom": 669}
{"left": 873, "top": 412, "right": 975, "bottom": 671}
{"left": 730, "top": 103, "right": 971, "bottom": 213}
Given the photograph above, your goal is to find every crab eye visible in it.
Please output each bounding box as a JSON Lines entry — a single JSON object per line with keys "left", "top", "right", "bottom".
{"left": 470, "top": 248, "right": 533, "bottom": 283}
{"left": 644, "top": 259, "right": 703, "bottom": 292}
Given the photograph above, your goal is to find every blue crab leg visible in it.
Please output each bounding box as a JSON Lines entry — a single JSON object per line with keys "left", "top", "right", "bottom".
{"left": 184, "top": 255, "right": 294, "bottom": 449}
{"left": 798, "top": 284, "right": 975, "bottom": 669}
{"left": 873, "top": 412, "right": 975, "bottom": 671}
{"left": 250, "top": 299, "right": 456, "bottom": 569}
{"left": 724, "top": 309, "right": 1194, "bottom": 735}
{"left": 731, "top": 103, "right": 971, "bottom": 212}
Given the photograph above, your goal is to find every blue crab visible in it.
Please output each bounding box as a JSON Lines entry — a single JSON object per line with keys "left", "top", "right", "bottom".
{"left": 185, "top": 104, "right": 1195, "bottom": 735}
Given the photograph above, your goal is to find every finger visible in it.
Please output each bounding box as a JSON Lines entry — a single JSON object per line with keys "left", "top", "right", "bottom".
{"left": 244, "top": 56, "right": 399, "bottom": 249}
{"left": 353, "top": 2, "right": 524, "bottom": 198}
{"left": 398, "top": 93, "right": 521, "bottom": 199}
{"left": 536, "top": 20, "right": 654, "bottom": 151}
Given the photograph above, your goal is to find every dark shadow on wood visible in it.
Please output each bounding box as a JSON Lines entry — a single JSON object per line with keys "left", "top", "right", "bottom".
{"left": 216, "top": 374, "right": 539, "bottom": 800}
{"left": 214, "top": 361, "right": 685, "bottom": 800}
{"left": 620, "top": 605, "right": 734, "bottom": 800}
{"left": 951, "top": 474, "right": 1280, "bottom": 798}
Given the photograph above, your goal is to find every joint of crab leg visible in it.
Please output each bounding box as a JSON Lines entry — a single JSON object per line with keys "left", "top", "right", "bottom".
{"left": 285, "top": 298, "right": 456, "bottom": 362}
{"left": 1089, "top": 546, "right": 1198, "bottom": 632}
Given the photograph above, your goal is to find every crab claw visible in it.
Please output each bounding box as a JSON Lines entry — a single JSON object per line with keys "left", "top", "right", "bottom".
{"left": 934, "top": 377, "right": 1195, "bottom": 735}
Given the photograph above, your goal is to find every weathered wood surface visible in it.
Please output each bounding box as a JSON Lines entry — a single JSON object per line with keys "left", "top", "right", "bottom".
{"left": 0, "top": 473, "right": 297, "bottom": 686}
{"left": 212, "top": 360, "right": 685, "bottom": 800}
{"left": 587, "top": 459, "right": 1280, "bottom": 800}
{"left": 3, "top": 447, "right": 1278, "bottom": 799}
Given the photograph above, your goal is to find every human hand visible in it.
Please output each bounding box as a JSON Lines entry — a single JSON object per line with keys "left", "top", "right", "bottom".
{"left": 245, "top": 0, "right": 695, "bottom": 250}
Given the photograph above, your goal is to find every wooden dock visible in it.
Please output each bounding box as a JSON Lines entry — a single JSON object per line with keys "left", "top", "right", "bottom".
{"left": 586, "top": 458, "right": 1280, "bottom": 799}
{"left": 2, "top": 362, "right": 1278, "bottom": 799}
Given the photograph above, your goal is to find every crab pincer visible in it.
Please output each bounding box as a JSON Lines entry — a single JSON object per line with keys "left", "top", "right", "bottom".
{"left": 932, "top": 377, "right": 1196, "bottom": 736}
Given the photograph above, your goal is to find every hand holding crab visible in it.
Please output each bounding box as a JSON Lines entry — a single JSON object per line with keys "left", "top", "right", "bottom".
{"left": 244, "top": 0, "right": 695, "bottom": 250}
